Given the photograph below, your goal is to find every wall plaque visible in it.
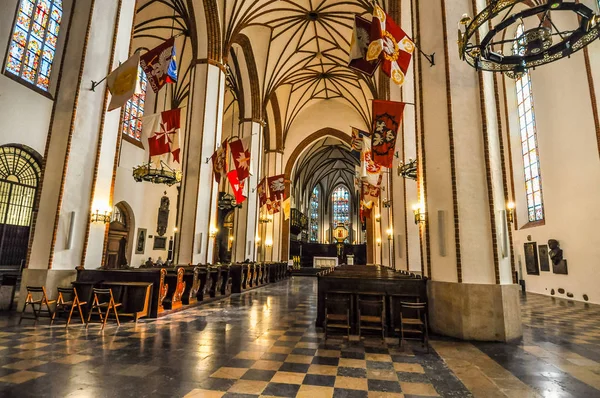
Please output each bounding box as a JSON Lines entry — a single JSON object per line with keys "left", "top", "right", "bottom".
{"left": 524, "top": 242, "right": 539, "bottom": 275}
{"left": 538, "top": 244, "right": 550, "bottom": 272}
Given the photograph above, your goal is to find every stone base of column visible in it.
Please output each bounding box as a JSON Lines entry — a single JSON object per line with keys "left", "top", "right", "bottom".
{"left": 427, "top": 281, "right": 522, "bottom": 342}
{"left": 17, "top": 269, "right": 77, "bottom": 311}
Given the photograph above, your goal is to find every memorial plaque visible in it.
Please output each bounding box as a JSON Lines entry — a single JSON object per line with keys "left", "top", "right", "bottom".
{"left": 538, "top": 244, "right": 550, "bottom": 272}
{"left": 524, "top": 242, "right": 539, "bottom": 275}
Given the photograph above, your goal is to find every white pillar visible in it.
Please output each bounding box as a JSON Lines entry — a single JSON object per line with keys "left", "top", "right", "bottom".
{"left": 177, "top": 63, "right": 225, "bottom": 264}
{"left": 24, "top": 0, "right": 136, "bottom": 298}
{"left": 416, "top": 0, "right": 521, "bottom": 341}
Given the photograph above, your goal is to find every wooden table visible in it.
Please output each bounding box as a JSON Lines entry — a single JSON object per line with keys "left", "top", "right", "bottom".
{"left": 100, "top": 282, "right": 152, "bottom": 321}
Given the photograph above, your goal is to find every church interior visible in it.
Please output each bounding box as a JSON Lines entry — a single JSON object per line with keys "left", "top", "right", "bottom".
{"left": 0, "top": 0, "right": 599, "bottom": 396}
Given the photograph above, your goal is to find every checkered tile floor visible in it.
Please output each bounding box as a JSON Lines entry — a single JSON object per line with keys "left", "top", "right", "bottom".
{"left": 0, "top": 279, "right": 471, "bottom": 397}
{"left": 186, "top": 333, "right": 444, "bottom": 398}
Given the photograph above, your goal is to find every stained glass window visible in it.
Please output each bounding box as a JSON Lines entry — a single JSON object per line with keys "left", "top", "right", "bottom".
{"left": 309, "top": 186, "right": 319, "bottom": 242}
{"left": 5, "top": 0, "right": 63, "bottom": 91}
{"left": 332, "top": 186, "right": 350, "bottom": 227}
{"left": 121, "top": 67, "right": 148, "bottom": 141}
{"left": 514, "top": 24, "right": 544, "bottom": 222}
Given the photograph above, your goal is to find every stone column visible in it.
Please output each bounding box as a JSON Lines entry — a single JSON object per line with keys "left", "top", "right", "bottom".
{"left": 23, "top": 0, "right": 136, "bottom": 300}
{"left": 415, "top": 0, "right": 521, "bottom": 341}
{"left": 264, "top": 150, "right": 283, "bottom": 262}
{"left": 233, "top": 120, "right": 263, "bottom": 262}
{"left": 177, "top": 62, "right": 226, "bottom": 264}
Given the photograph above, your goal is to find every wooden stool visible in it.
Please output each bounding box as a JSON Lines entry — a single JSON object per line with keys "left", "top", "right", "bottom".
{"left": 52, "top": 287, "right": 87, "bottom": 327}
{"left": 357, "top": 293, "right": 386, "bottom": 341}
{"left": 87, "top": 288, "right": 121, "bottom": 329}
{"left": 19, "top": 286, "right": 56, "bottom": 325}
{"left": 398, "top": 301, "right": 429, "bottom": 352}
{"left": 324, "top": 291, "right": 352, "bottom": 341}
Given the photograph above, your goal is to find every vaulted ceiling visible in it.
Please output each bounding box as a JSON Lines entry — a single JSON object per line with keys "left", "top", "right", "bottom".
{"left": 131, "top": 0, "right": 391, "bottom": 149}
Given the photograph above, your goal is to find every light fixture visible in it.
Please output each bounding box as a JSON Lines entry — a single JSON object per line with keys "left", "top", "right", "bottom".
{"left": 209, "top": 225, "right": 218, "bottom": 238}
{"left": 386, "top": 228, "right": 394, "bottom": 240}
{"left": 173, "top": 227, "right": 178, "bottom": 233}
{"left": 458, "top": 1, "right": 600, "bottom": 76}
{"left": 255, "top": 235, "right": 261, "bottom": 245}
{"left": 507, "top": 202, "right": 515, "bottom": 224}
{"left": 265, "top": 238, "right": 273, "bottom": 248}
{"left": 132, "top": 161, "right": 182, "bottom": 186}
{"left": 375, "top": 214, "right": 381, "bottom": 223}
{"left": 90, "top": 200, "right": 111, "bottom": 223}
{"left": 229, "top": 236, "right": 234, "bottom": 242}
{"left": 412, "top": 203, "right": 427, "bottom": 225}
{"left": 376, "top": 238, "right": 382, "bottom": 246}
{"left": 259, "top": 213, "right": 273, "bottom": 224}
{"left": 91, "top": 209, "right": 111, "bottom": 224}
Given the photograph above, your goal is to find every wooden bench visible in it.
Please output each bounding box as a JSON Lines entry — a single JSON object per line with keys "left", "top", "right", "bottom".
{"left": 163, "top": 268, "right": 186, "bottom": 310}
{"left": 76, "top": 268, "right": 167, "bottom": 318}
{"left": 317, "top": 266, "right": 427, "bottom": 336}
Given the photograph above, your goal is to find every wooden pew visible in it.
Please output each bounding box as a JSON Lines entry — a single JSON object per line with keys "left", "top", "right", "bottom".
{"left": 229, "top": 264, "right": 243, "bottom": 294}
{"left": 169, "top": 266, "right": 200, "bottom": 305}
{"left": 196, "top": 266, "right": 208, "bottom": 301}
{"left": 207, "top": 266, "right": 219, "bottom": 298}
{"left": 162, "top": 268, "right": 186, "bottom": 310}
{"left": 219, "top": 266, "right": 231, "bottom": 295}
{"left": 76, "top": 268, "right": 167, "bottom": 318}
{"left": 316, "top": 266, "right": 427, "bottom": 335}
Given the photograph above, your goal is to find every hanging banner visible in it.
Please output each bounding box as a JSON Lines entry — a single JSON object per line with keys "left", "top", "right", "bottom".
{"left": 267, "top": 174, "right": 286, "bottom": 202}
{"left": 140, "top": 37, "right": 178, "bottom": 93}
{"left": 371, "top": 100, "right": 406, "bottom": 168}
{"left": 348, "top": 15, "right": 381, "bottom": 76}
{"left": 228, "top": 137, "right": 252, "bottom": 181}
{"left": 107, "top": 52, "right": 141, "bottom": 111}
{"left": 367, "top": 5, "right": 414, "bottom": 86}
{"left": 211, "top": 140, "right": 228, "bottom": 184}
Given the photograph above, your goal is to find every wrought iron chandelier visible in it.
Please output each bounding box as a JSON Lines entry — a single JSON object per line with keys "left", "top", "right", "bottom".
{"left": 458, "top": 0, "right": 600, "bottom": 77}
{"left": 132, "top": 161, "right": 182, "bottom": 186}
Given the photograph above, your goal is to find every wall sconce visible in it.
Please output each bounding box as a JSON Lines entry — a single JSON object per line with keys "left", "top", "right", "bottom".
{"left": 209, "top": 225, "right": 218, "bottom": 238}
{"left": 255, "top": 235, "right": 261, "bottom": 245}
{"left": 90, "top": 209, "right": 111, "bottom": 224}
{"left": 265, "top": 238, "right": 273, "bottom": 248}
{"left": 229, "top": 236, "right": 234, "bottom": 242}
{"left": 412, "top": 203, "right": 427, "bottom": 225}
{"left": 386, "top": 228, "right": 394, "bottom": 240}
{"left": 375, "top": 214, "right": 381, "bottom": 223}
{"left": 507, "top": 202, "right": 515, "bottom": 224}
{"left": 173, "top": 227, "right": 178, "bottom": 233}
{"left": 376, "top": 237, "right": 382, "bottom": 246}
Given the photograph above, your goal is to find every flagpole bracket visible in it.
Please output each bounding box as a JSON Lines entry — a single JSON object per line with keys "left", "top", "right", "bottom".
{"left": 423, "top": 52, "right": 435, "bottom": 67}
{"left": 90, "top": 80, "right": 101, "bottom": 92}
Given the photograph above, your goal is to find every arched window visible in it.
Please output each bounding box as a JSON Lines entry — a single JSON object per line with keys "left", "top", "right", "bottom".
{"left": 121, "top": 67, "right": 148, "bottom": 141}
{"left": 309, "top": 186, "right": 319, "bottom": 242}
{"left": 332, "top": 186, "right": 350, "bottom": 227}
{"left": 0, "top": 145, "right": 41, "bottom": 266}
{"left": 5, "top": 0, "right": 63, "bottom": 91}
{"left": 514, "top": 23, "right": 544, "bottom": 222}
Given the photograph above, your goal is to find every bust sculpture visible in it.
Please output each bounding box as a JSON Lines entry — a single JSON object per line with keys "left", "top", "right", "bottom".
{"left": 548, "top": 239, "right": 563, "bottom": 266}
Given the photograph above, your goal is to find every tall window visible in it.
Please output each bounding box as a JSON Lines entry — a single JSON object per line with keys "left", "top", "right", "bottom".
{"left": 5, "top": 0, "right": 63, "bottom": 91}
{"left": 121, "top": 67, "right": 148, "bottom": 141}
{"left": 309, "top": 186, "right": 319, "bottom": 242}
{"left": 514, "top": 23, "right": 544, "bottom": 222}
{"left": 332, "top": 186, "right": 350, "bottom": 226}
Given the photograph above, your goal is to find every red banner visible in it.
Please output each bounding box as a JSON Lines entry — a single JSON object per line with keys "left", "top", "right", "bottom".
{"left": 348, "top": 15, "right": 381, "bottom": 76}
{"left": 227, "top": 170, "right": 246, "bottom": 204}
{"left": 140, "top": 38, "right": 178, "bottom": 93}
{"left": 267, "top": 174, "right": 286, "bottom": 202}
{"left": 257, "top": 178, "right": 268, "bottom": 207}
{"left": 367, "top": 5, "right": 414, "bottom": 86}
{"left": 371, "top": 100, "right": 405, "bottom": 169}
{"left": 228, "top": 137, "right": 251, "bottom": 181}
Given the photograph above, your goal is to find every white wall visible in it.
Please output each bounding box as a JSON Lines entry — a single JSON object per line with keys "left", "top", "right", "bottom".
{"left": 0, "top": 0, "right": 72, "bottom": 154}
{"left": 505, "top": 16, "right": 600, "bottom": 303}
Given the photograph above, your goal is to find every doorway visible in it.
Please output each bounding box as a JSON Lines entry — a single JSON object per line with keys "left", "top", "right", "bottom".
{"left": 0, "top": 145, "right": 41, "bottom": 268}
{"left": 105, "top": 202, "right": 134, "bottom": 268}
